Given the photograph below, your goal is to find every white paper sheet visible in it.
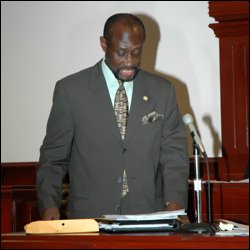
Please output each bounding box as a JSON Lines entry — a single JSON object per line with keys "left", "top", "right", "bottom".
{"left": 215, "top": 219, "right": 249, "bottom": 236}
{"left": 102, "top": 209, "right": 186, "bottom": 221}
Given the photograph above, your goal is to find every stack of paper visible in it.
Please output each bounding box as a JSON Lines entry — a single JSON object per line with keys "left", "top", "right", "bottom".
{"left": 97, "top": 209, "right": 186, "bottom": 232}
{"left": 101, "top": 209, "right": 186, "bottom": 221}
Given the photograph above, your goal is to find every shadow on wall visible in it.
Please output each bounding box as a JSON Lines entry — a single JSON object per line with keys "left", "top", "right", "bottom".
{"left": 202, "top": 115, "right": 221, "bottom": 158}
{"left": 135, "top": 13, "right": 222, "bottom": 159}
{"left": 135, "top": 13, "right": 195, "bottom": 157}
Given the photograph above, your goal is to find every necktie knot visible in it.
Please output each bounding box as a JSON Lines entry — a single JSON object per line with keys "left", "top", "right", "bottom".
{"left": 118, "top": 80, "right": 124, "bottom": 90}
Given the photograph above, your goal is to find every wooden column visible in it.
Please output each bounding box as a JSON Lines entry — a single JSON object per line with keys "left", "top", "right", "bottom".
{"left": 208, "top": 1, "right": 249, "bottom": 180}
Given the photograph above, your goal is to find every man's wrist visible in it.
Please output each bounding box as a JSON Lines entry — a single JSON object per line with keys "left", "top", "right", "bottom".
{"left": 164, "top": 201, "right": 184, "bottom": 211}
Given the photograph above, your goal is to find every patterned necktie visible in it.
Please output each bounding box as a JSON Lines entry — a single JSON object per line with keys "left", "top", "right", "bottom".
{"left": 114, "top": 80, "right": 128, "bottom": 141}
{"left": 114, "top": 80, "right": 129, "bottom": 198}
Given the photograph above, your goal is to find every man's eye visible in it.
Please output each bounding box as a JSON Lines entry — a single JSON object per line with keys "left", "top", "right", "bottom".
{"left": 117, "top": 50, "right": 125, "bottom": 57}
{"left": 133, "top": 50, "right": 142, "bottom": 56}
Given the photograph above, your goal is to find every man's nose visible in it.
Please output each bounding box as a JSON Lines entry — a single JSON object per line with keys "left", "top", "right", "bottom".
{"left": 124, "top": 54, "right": 133, "bottom": 67}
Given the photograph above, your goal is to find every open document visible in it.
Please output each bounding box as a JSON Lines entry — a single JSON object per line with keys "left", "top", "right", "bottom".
{"left": 97, "top": 209, "right": 186, "bottom": 233}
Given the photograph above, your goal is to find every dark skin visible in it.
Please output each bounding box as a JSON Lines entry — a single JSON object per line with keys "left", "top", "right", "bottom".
{"left": 100, "top": 22, "right": 143, "bottom": 82}
{"left": 42, "top": 19, "right": 190, "bottom": 225}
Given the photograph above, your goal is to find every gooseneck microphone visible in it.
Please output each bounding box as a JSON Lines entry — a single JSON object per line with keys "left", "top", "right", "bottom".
{"left": 181, "top": 113, "right": 212, "bottom": 234}
{"left": 183, "top": 114, "right": 207, "bottom": 158}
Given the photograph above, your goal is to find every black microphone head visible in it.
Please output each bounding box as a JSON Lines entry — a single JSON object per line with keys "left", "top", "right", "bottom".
{"left": 183, "top": 113, "right": 193, "bottom": 125}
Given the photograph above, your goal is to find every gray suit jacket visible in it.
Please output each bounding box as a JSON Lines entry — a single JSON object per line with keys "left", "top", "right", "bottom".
{"left": 36, "top": 60, "right": 189, "bottom": 218}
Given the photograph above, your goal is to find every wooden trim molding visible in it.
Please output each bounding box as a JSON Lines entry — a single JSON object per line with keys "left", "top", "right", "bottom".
{"left": 2, "top": 233, "right": 249, "bottom": 249}
{"left": 0, "top": 158, "right": 221, "bottom": 183}
{"left": 209, "top": 20, "right": 249, "bottom": 37}
{"left": 1, "top": 162, "right": 38, "bottom": 185}
{"left": 208, "top": 1, "right": 249, "bottom": 22}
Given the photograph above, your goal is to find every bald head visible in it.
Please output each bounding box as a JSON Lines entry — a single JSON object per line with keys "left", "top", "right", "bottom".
{"left": 103, "top": 13, "right": 146, "bottom": 45}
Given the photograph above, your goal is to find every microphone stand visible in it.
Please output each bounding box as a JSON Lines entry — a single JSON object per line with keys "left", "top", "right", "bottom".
{"left": 193, "top": 143, "right": 203, "bottom": 224}
{"left": 181, "top": 141, "right": 211, "bottom": 234}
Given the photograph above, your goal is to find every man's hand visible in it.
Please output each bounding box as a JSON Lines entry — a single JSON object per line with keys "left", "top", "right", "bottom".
{"left": 164, "top": 202, "right": 190, "bottom": 225}
{"left": 42, "top": 207, "right": 60, "bottom": 220}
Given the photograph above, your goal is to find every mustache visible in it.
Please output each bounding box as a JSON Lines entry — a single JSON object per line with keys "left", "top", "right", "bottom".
{"left": 118, "top": 66, "right": 139, "bottom": 71}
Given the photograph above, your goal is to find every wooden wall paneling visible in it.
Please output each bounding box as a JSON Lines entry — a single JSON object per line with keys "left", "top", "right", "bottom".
{"left": 2, "top": 160, "right": 249, "bottom": 232}
{"left": 1, "top": 185, "right": 40, "bottom": 233}
{"left": 1, "top": 162, "right": 38, "bottom": 185}
{"left": 201, "top": 183, "right": 249, "bottom": 224}
{"left": 1, "top": 186, "right": 13, "bottom": 233}
{"left": 12, "top": 186, "right": 40, "bottom": 232}
{"left": 208, "top": 1, "right": 249, "bottom": 180}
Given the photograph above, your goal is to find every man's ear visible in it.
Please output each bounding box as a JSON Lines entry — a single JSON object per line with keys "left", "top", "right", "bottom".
{"left": 100, "top": 36, "right": 107, "bottom": 52}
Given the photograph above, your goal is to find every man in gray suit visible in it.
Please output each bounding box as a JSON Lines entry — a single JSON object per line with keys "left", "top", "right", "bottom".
{"left": 36, "top": 13, "right": 190, "bottom": 223}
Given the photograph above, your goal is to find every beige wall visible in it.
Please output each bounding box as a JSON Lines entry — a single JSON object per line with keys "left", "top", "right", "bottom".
{"left": 1, "top": 1, "right": 220, "bottom": 161}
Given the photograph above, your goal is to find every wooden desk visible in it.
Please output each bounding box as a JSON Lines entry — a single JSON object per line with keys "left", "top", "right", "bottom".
{"left": 1, "top": 232, "right": 249, "bottom": 249}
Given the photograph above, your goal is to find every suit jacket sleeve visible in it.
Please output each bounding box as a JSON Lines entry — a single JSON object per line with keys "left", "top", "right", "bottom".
{"left": 160, "top": 83, "right": 189, "bottom": 209}
{"left": 36, "top": 81, "right": 74, "bottom": 215}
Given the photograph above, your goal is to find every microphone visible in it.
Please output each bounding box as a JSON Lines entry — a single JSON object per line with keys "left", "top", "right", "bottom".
{"left": 181, "top": 113, "right": 212, "bottom": 234}
{"left": 183, "top": 114, "right": 207, "bottom": 158}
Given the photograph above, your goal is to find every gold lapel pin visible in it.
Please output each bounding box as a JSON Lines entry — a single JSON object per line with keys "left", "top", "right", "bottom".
{"left": 143, "top": 96, "right": 148, "bottom": 101}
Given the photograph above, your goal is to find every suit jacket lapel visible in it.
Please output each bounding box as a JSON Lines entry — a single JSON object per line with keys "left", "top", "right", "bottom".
{"left": 125, "top": 72, "right": 150, "bottom": 144}
{"left": 89, "top": 62, "right": 124, "bottom": 145}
